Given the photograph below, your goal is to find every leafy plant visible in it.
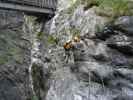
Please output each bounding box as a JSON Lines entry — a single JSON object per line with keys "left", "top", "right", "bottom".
{"left": 47, "top": 35, "right": 59, "bottom": 44}
{"left": 31, "top": 96, "right": 39, "bottom": 100}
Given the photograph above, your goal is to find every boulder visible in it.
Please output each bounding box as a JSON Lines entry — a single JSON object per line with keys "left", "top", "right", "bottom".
{"left": 107, "top": 35, "right": 133, "bottom": 56}
{"left": 114, "top": 16, "right": 133, "bottom": 36}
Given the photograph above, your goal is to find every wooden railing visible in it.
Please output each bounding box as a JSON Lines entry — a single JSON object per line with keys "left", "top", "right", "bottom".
{"left": 0, "top": 0, "right": 57, "bottom": 9}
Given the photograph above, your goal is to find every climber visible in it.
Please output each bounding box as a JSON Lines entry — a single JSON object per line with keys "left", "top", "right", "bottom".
{"left": 63, "top": 35, "right": 81, "bottom": 63}
{"left": 64, "top": 40, "right": 73, "bottom": 50}
{"left": 73, "top": 35, "right": 80, "bottom": 43}
{"left": 64, "top": 35, "right": 80, "bottom": 50}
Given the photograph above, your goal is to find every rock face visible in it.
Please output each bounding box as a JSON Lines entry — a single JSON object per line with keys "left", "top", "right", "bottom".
{"left": 0, "top": 10, "right": 31, "bottom": 100}
{"left": 43, "top": 2, "right": 133, "bottom": 100}
{"left": 114, "top": 16, "right": 133, "bottom": 36}
{"left": 1, "top": 1, "right": 133, "bottom": 100}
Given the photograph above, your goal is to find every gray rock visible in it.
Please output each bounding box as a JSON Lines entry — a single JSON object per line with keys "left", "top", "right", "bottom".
{"left": 1, "top": 0, "right": 133, "bottom": 100}
{"left": 45, "top": 13, "right": 133, "bottom": 100}
{"left": 107, "top": 35, "right": 133, "bottom": 55}
{"left": 0, "top": 10, "right": 31, "bottom": 100}
{"left": 114, "top": 16, "right": 133, "bottom": 36}
{"left": 95, "top": 25, "right": 118, "bottom": 40}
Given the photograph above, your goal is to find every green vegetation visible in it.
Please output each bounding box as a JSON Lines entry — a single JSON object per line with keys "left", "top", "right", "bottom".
{"left": 0, "top": 37, "right": 23, "bottom": 65}
{"left": 83, "top": 0, "right": 132, "bottom": 18}
{"left": 67, "top": 0, "right": 81, "bottom": 15}
{"left": 66, "top": 0, "right": 132, "bottom": 20}
{"left": 8, "top": 46, "right": 24, "bottom": 64}
{"left": 37, "top": 32, "right": 59, "bottom": 45}
{"left": 0, "top": 55, "right": 8, "bottom": 65}
{"left": 31, "top": 64, "right": 42, "bottom": 100}
{"left": 0, "top": 47, "right": 23, "bottom": 65}
{"left": 69, "top": 28, "right": 81, "bottom": 37}
{"left": 47, "top": 35, "right": 59, "bottom": 44}
{"left": 31, "top": 95, "right": 39, "bottom": 100}
{"left": 37, "top": 32, "right": 43, "bottom": 39}
{"left": 65, "top": 0, "right": 133, "bottom": 24}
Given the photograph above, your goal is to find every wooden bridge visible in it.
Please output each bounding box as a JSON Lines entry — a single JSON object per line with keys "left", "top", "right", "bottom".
{"left": 0, "top": 0, "right": 57, "bottom": 14}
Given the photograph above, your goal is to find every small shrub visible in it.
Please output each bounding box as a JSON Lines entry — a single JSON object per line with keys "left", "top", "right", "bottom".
{"left": 37, "top": 32, "right": 43, "bottom": 39}
{"left": 47, "top": 35, "right": 59, "bottom": 44}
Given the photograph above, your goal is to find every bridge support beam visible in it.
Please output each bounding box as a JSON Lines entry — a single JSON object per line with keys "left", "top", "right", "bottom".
{"left": 0, "top": 2, "right": 54, "bottom": 14}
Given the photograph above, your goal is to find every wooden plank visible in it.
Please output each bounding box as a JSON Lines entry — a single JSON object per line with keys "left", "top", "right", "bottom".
{"left": 0, "top": 2, "right": 54, "bottom": 14}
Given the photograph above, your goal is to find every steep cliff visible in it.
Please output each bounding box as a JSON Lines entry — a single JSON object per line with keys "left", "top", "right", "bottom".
{"left": 44, "top": 0, "right": 133, "bottom": 100}
{"left": 0, "top": 0, "right": 133, "bottom": 100}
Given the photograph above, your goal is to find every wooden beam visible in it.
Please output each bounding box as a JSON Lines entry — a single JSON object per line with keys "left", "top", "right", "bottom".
{"left": 0, "top": 2, "right": 54, "bottom": 14}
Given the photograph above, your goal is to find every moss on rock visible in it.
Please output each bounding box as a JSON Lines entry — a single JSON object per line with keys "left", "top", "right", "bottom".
{"left": 83, "top": 0, "right": 133, "bottom": 18}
